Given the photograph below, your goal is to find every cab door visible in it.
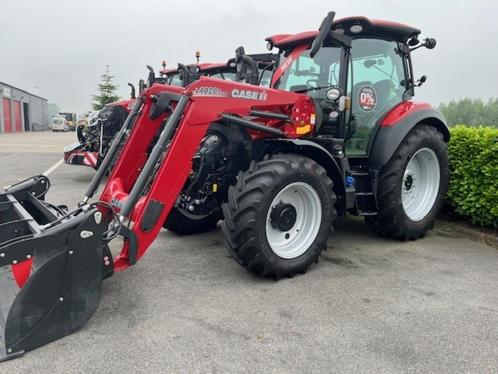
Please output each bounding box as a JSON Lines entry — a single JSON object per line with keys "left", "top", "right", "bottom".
{"left": 345, "top": 39, "right": 409, "bottom": 156}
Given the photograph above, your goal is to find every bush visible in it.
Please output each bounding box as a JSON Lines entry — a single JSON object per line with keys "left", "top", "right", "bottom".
{"left": 447, "top": 126, "right": 498, "bottom": 227}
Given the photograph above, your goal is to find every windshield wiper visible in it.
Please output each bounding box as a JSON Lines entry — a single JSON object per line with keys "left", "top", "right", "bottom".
{"left": 294, "top": 84, "right": 336, "bottom": 94}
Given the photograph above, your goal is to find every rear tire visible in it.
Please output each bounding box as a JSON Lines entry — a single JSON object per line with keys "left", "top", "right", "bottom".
{"left": 163, "top": 207, "right": 220, "bottom": 235}
{"left": 366, "top": 124, "right": 449, "bottom": 240}
{"left": 222, "top": 154, "right": 336, "bottom": 279}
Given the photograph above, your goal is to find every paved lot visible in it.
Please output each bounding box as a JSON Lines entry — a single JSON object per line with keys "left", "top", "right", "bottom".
{"left": 1, "top": 132, "right": 497, "bottom": 373}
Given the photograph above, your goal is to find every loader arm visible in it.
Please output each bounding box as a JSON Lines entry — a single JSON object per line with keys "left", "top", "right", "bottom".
{"left": 99, "top": 77, "right": 315, "bottom": 271}
{"left": 0, "top": 77, "right": 314, "bottom": 360}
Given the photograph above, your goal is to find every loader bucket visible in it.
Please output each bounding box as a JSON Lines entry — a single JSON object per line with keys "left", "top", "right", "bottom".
{"left": 0, "top": 176, "right": 106, "bottom": 361}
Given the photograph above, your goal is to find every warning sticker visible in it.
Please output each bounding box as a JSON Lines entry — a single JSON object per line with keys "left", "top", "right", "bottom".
{"left": 357, "top": 86, "right": 377, "bottom": 112}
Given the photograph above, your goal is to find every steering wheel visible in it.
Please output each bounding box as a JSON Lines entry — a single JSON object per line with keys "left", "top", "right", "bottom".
{"left": 306, "top": 79, "right": 319, "bottom": 88}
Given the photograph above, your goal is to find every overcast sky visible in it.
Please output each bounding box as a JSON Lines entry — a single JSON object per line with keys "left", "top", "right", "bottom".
{"left": 1, "top": 0, "right": 497, "bottom": 113}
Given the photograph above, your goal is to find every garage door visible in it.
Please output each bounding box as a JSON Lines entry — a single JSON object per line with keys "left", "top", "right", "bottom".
{"left": 13, "top": 100, "right": 22, "bottom": 133}
{"left": 2, "top": 98, "right": 12, "bottom": 133}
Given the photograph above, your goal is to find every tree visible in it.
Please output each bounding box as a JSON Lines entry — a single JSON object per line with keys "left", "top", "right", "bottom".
{"left": 92, "top": 65, "right": 120, "bottom": 111}
{"left": 439, "top": 98, "right": 498, "bottom": 128}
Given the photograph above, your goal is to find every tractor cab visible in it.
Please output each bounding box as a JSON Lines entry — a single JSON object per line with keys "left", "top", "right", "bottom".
{"left": 159, "top": 53, "right": 278, "bottom": 88}
{"left": 159, "top": 62, "right": 236, "bottom": 87}
{"left": 229, "top": 49, "right": 278, "bottom": 87}
{"left": 267, "top": 14, "right": 433, "bottom": 156}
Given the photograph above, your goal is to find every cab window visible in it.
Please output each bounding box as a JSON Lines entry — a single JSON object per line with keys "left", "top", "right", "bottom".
{"left": 210, "top": 72, "right": 237, "bottom": 81}
{"left": 346, "top": 38, "right": 408, "bottom": 156}
{"left": 277, "top": 46, "right": 342, "bottom": 97}
{"left": 167, "top": 74, "right": 183, "bottom": 87}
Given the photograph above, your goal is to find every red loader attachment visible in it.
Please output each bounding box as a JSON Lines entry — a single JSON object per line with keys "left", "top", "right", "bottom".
{"left": 0, "top": 76, "right": 312, "bottom": 360}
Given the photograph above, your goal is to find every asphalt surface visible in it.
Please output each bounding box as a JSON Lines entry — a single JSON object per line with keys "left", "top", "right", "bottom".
{"left": 0, "top": 132, "right": 497, "bottom": 373}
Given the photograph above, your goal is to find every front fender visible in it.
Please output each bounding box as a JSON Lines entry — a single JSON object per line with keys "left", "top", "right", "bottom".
{"left": 367, "top": 102, "right": 449, "bottom": 172}
{"left": 260, "top": 138, "right": 347, "bottom": 213}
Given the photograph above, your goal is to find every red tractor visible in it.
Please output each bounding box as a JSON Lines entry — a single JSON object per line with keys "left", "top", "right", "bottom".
{"left": 0, "top": 11, "right": 448, "bottom": 360}
{"left": 64, "top": 54, "right": 277, "bottom": 169}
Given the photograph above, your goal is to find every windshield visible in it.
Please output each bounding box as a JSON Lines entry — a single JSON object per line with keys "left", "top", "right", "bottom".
{"left": 209, "top": 71, "right": 237, "bottom": 81}
{"left": 53, "top": 118, "right": 64, "bottom": 125}
{"left": 166, "top": 73, "right": 183, "bottom": 87}
{"left": 259, "top": 68, "right": 273, "bottom": 87}
{"left": 275, "top": 46, "right": 342, "bottom": 97}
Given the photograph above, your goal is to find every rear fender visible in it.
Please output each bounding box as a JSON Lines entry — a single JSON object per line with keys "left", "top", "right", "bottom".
{"left": 368, "top": 102, "right": 449, "bottom": 172}
{"left": 260, "top": 138, "right": 347, "bottom": 214}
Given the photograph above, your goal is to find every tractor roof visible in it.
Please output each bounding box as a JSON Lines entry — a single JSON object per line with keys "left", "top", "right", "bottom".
{"left": 266, "top": 16, "right": 421, "bottom": 49}
{"left": 160, "top": 62, "right": 228, "bottom": 75}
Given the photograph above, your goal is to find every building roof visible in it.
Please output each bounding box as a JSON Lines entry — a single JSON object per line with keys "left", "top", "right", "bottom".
{"left": 0, "top": 81, "right": 48, "bottom": 101}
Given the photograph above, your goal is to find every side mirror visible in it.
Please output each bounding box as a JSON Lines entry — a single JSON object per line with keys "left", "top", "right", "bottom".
{"left": 310, "top": 11, "right": 336, "bottom": 58}
{"left": 425, "top": 38, "right": 437, "bottom": 49}
{"left": 128, "top": 83, "right": 136, "bottom": 99}
{"left": 410, "top": 37, "right": 437, "bottom": 52}
{"left": 416, "top": 75, "right": 427, "bottom": 87}
{"left": 139, "top": 79, "right": 146, "bottom": 94}
{"left": 234, "top": 46, "right": 258, "bottom": 85}
{"left": 146, "top": 65, "right": 155, "bottom": 87}
{"left": 235, "top": 46, "right": 245, "bottom": 59}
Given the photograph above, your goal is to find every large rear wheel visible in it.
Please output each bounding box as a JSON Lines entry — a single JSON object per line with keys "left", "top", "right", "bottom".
{"left": 222, "top": 154, "right": 336, "bottom": 279}
{"left": 366, "top": 125, "right": 449, "bottom": 240}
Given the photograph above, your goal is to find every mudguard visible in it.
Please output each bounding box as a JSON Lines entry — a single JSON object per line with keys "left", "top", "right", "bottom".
{"left": 367, "top": 102, "right": 450, "bottom": 172}
{"left": 261, "top": 138, "right": 348, "bottom": 211}
{"left": 64, "top": 143, "right": 99, "bottom": 169}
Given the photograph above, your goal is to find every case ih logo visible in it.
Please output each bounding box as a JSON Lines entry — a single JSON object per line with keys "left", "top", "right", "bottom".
{"left": 358, "top": 86, "right": 377, "bottom": 112}
{"left": 192, "top": 87, "right": 228, "bottom": 97}
{"left": 231, "top": 89, "right": 268, "bottom": 101}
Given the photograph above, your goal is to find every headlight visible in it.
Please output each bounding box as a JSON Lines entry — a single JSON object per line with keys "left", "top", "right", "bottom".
{"left": 98, "top": 107, "right": 114, "bottom": 121}
{"left": 326, "top": 88, "right": 341, "bottom": 101}
{"left": 350, "top": 25, "right": 363, "bottom": 34}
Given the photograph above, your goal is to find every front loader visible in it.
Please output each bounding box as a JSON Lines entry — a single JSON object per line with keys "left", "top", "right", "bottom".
{"left": 0, "top": 11, "right": 449, "bottom": 361}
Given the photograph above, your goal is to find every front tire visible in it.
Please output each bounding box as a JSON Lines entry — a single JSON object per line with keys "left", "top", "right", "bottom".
{"left": 163, "top": 207, "right": 220, "bottom": 235}
{"left": 366, "top": 124, "right": 449, "bottom": 240}
{"left": 222, "top": 154, "right": 336, "bottom": 279}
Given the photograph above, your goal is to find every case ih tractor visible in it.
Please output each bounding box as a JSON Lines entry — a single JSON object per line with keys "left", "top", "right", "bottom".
{"left": 64, "top": 54, "right": 277, "bottom": 169}
{"left": 0, "top": 11, "right": 448, "bottom": 361}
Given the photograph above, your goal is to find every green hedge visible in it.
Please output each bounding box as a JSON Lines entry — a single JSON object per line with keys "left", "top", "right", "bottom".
{"left": 447, "top": 126, "right": 498, "bottom": 227}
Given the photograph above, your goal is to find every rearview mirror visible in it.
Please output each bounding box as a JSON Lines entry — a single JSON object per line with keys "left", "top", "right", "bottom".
{"left": 146, "top": 65, "right": 155, "bottom": 87}
{"left": 310, "top": 11, "right": 352, "bottom": 58}
{"left": 425, "top": 38, "right": 437, "bottom": 49}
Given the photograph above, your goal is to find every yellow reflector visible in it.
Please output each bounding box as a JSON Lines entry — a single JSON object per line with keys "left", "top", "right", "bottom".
{"left": 296, "top": 124, "right": 311, "bottom": 135}
{"left": 212, "top": 183, "right": 218, "bottom": 192}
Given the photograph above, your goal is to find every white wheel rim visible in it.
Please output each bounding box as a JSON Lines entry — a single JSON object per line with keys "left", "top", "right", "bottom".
{"left": 401, "top": 148, "right": 440, "bottom": 221}
{"left": 265, "top": 182, "right": 322, "bottom": 259}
